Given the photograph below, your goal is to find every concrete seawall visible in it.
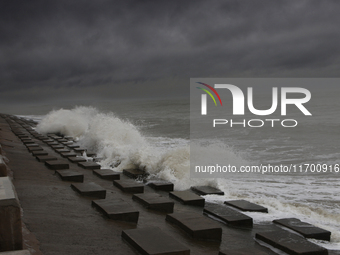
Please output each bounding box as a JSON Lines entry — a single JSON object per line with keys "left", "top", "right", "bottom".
{"left": 0, "top": 122, "right": 23, "bottom": 251}
{"left": 0, "top": 116, "right": 33, "bottom": 254}
{"left": 0, "top": 113, "right": 339, "bottom": 255}
{"left": 0, "top": 146, "right": 9, "bottom": 177}
{"left": 0, "top": 176, "right": 22, "bottom": 251}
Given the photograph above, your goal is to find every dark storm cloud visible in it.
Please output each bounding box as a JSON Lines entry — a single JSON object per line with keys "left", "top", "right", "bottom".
{"left": 0, "top": 0, "right": 340, "bottom": 102}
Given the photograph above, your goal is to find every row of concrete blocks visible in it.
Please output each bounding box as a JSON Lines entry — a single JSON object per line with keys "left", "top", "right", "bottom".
{"left": 121, "top": 226, "right": 330, "bottom": 255}
{"left": 13, "top": 123, "right": 103, "bottom": 184}
{"left": 1, "top": 116, "right": 94, "bottom": 253}
{"left": 72, "top": 175, "right": 331, "bottom": 238}
{"left": 47, "top": 165, "right": 226, "bottom": 255}
{"left": 6, "top": 117, "right": 93, "bottom": 160}
{"left": 66, "top": 170, "right": 331, "bottom": 255}
{"left": 6, "top": 116, "right": 332, "bottom": 255}
{"left": 31, "top": 141, "right": 333, "bottom": 254}
{"left": 8, "top": 123, "right": 197, "bottom": 254}
{"left": 72, "top": 164, "right": 332, "bottom": 255}
{"left": 10, "top": 122, "right": 106, "bottom": 186}
{"left": 1, "top": 116, "right": 102, "bottom": 254}
{"left": 63, "top": 167, "right": 332, "bottom": 234}
{"left": 16, "top": 132, "right": 244, "bottom": 254}
{"left": 3, "top": 117, "right": 227, "bottom": 254}
{"left": 71, "top": 184, "right": 330, "bottom": 254}
{"left": 20, "top": 132, "right": 91, "bottom": 158}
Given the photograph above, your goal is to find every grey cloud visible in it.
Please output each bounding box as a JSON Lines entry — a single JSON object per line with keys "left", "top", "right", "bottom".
{"left": 0, "top": 0, "right": 340, "bottom": 102}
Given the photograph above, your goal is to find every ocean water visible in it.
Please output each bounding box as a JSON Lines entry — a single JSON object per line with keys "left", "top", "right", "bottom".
{"left": 18, "top": 93, "right": 340, "bottom": 250}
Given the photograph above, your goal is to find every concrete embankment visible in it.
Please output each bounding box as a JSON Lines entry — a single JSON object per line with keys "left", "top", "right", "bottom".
{"left": 0, "top": 117, "right": 32, "bottom": 254}
{"left": 0, "top": 113, "right": 338, "bottom": 255}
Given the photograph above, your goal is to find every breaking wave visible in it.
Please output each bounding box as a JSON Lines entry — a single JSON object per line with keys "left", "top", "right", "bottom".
{"left": 36, "top": 106, "right": 245, "bottom": 190}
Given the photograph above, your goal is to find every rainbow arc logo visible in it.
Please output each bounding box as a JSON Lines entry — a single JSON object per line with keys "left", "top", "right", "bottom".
{"left": 196, "top": 82, "right": 222, "bottom": 115}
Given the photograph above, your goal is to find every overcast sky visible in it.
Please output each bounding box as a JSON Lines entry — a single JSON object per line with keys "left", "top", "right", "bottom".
{"left": 1, "top": 0, "right": 340, "bottom": 105}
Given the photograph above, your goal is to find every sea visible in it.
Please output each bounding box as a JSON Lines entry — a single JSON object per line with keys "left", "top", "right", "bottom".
{"left": 10, "top": 88, "right": 340, "bottom": 251}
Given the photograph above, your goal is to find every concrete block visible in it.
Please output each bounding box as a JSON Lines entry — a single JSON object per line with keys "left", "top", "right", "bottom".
{"left": 191, "top": 186, "right": 224, "bottom": 196}
{"left": 46, "top": 141, "right": 58, "bottom": 145}
{"left": 56, "top": 139, "right": 68, "bottom": 143}
{"left": 78, "top": 162, "right": 101, "bottom": 169}
{"left": 61, "top": 141, "right": 73, "bottom": 145}
{"left": 31, "top": 151, "right": 48, "bottom": 156}
{"left": 68, "top": 157, "right": 87, "bottom": 163}
{"left": 203, "top": 203, "right": 253, "bottom": 227}
{"left": 55, "top": 170, "right": 84, "bottom": 182}
{"left": 20, "top": 138, "right": 32, "bottom": 141}
{"left": 36, "top": 155, "right": 58, "bottom": 162}
{"left": 113, "top": 180, "right": 144, "bottom": 193}
{"left": 85, "top": 152, "right": 96, "bottom": 157}
{"left": 34, "top": 135, "right": 45, "bottom": 140}
{"left": 166, "top": 212, "right": 222, "bottom": 241}
{"left": 74, "top": 148, "right": 86, "bottom": 153}
{"left": 13, "top": 131, "right": 25, "bottom": 135}
{"left": 123, "top": 169, "right": 149, "bottom": 179}
{"left": 273, "top": 218, "right": 331, "bottom": 241}
{"left": 51, "top": 145, "right": 64, "bottom": 150}
{"left": 25, "top": 143, "right": 39, "bottom": 147}
{"left": 145, "top": 179, "right": 174, "bottom": 192}
{"left": 45, "top": 160, "right": 69, "bottom": 170}
{"left": 42, "top": 138, "right": 54, "bottom": 142}
{"left": 60, "top": 152, "right": 77, "bottom": 158}
{"left": 55, "top": 149, "right": 71, "bottom": 154}
{"left": 17, "top": 134, "right": 29, "bottom": 138}
{"left": 22, "top": 140, "right": 35, "bottom": 144}
{"left": 255, "top": 230, "right": 328, "bottom": 255}
{"left": 169, "top": 191, "right": 205, "bottom": 207}
{"left": 122, "top": 227, "right": 190, "bottom": 255}
{"left": 48, "top": 134, "right": 60, "bottom": 139}
{"left": 0, "top": 177, "right": 23, "bottom": 251}
{"left": 39, "top": 137, "right": 50, "bottom": 141}
{"left": 93, "top": 169, "right": 120, "bottom": 181}
{"left": 15, "top": 133, "right": 27, "bottom": 137}
{"left": 133, "top": 193, "right": 174, "bottom": 213}
{"left": 27, "top": 147, "right": 43, "bottom": 152}
{"left": 68, "top": 144, "right": 80, "bottom": 149}
{"left": 92, "top": 199, "right": 139, "bottom": 223}
{"left": 19, "top": 137, "right": 30, "bottom": 140}
{"left": 224, "top": 200, "right": 268, "bottom": 213}
{"left": 71, "top": 182, "right": 106, "bottom": 199}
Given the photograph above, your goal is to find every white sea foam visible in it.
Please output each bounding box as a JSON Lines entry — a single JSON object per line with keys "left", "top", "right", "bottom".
{"left": 36, "top": 106, "right": 244, "bottom": 191}
{"left": 36, "top": 107, "right": 98, "bottom": 137}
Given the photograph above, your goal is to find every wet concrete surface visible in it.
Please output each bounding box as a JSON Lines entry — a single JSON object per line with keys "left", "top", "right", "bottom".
{"left": 1, "top": 115, "right": 339, "bottom": 255}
